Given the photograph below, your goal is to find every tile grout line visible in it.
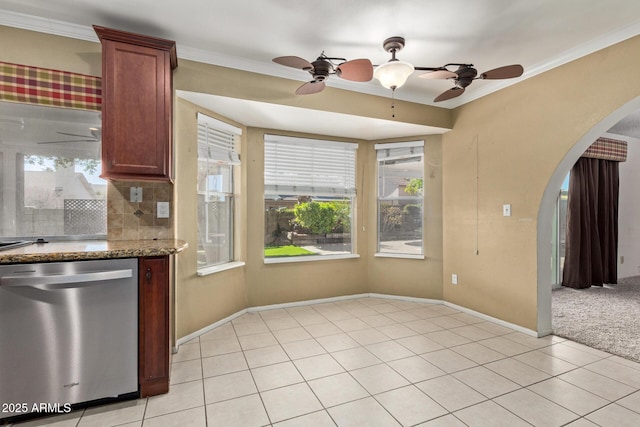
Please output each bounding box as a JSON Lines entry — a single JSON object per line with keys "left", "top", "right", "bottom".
{"left": 197, "top": 336, "right": 209, "bottom": 427}
{"left": 233, "top": 319, "right": 274, "bottom": 427}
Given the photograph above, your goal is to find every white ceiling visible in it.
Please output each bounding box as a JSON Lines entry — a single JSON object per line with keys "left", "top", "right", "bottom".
{"left": 1, "top": 0, "right": 640, "bottom": 139}
{"left": 609, "top": 111, "right": 640, "bottom": 140}
{"left": 177, "top": 91, "right": 449, "bottom": 140}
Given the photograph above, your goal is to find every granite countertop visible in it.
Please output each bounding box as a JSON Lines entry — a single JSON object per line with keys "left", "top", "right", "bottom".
{"left": 0, "top": 239, "right": 188, "bottom": 264}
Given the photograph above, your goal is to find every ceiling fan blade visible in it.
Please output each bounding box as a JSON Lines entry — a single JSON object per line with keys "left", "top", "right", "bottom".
{"left": 295, "top": 81, "right": 326, "bottom": 95}
{"left": 273, "top": 56, "right": 313, "bottom": 70}
{"left": 37, "top": 139, "right": 96, "bottom": 144}
{"left": 480, "top": 64, "right": 524, "bottom": 80}
{"left": 434, "top": 87, "right": 465, "bottom": 102}
{"left": 419, "top": 69, "right": 457, "bottom": 80}
{"left": 336, "top": 59, "right": 373, "bottom": 82}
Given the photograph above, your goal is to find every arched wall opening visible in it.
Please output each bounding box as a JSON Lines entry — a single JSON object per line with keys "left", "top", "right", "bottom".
{"left": 536, "top": 96, "right": 640, "bottom": 335}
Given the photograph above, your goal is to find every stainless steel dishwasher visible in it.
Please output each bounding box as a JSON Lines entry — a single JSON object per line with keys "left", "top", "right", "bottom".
{"left": 0, "top": 258, "right": 138, "bottom": 421}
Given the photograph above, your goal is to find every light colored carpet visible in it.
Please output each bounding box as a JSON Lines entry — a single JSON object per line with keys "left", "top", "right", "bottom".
{"left": 552, "top": 275, "right": 640, "bottom": 363}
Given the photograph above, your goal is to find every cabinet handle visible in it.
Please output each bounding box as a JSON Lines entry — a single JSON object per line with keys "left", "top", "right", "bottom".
{"left": 145, "top": 267, "right": 152, "bottom": 283}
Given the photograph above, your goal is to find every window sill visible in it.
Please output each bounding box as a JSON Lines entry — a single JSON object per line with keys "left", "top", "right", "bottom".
{"left": 197, "top": 261, "right": 245, "bottom": 276}
{"left": 374, "top": 253, "right": 425, "bottom": 260}
{"left": 264, "top": 254, "right": 360, "bottom": 264}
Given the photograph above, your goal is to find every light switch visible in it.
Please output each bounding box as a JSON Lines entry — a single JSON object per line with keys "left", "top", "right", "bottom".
{"left": 157, "top": 202, "right": 170, "bottom": 218}
{"left": 130, "top": 187, "right": 142, "bottom": 203}
{"left": 503, "top": 204, "right": 511, "bottom": 217}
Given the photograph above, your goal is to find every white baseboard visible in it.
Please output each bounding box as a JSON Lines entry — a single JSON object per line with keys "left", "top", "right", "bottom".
{"left": 369, "top": 293, "right": 539, "bottom": 337}
{"left": 175, "top": 292, "right": 540, "bottom": 350}
{"left": 175, "top": 308, "right": 248, "bottom": 349}
{"left": 368, "top": 293, "right": 443, "bottom": 305}
{"left": 246, "top": 293, "right": 370, "bottom": 312}
{"left": 443, "top": 301, "right": 539, "bottom": 337}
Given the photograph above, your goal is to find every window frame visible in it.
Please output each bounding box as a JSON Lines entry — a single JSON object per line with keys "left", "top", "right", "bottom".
{"left": 196, "top": 112, "right": 242, "bottom": 273}
{"left": 375, "top": 140, "right": 425, "bottom": 259}
{"left": 263, "top": 134, "right": 358, "bottom": 263}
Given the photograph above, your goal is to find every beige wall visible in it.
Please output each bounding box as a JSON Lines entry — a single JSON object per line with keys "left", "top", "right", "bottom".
{"left": 442, "top": 35, "right": 640, "bottom": 331}
{"left": 0, "top": 26, "right": 101, "bottom": 76}
{"left": 174, "top": 98, "right": 249, "bottom": 338}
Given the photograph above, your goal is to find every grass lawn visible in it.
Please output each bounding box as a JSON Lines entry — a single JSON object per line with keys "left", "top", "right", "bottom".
{"left": 264, "top": 245, "right": 315, "bottom": 257}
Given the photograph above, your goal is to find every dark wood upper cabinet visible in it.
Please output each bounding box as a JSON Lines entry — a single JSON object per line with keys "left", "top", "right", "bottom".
{"left": 94, "top": 26, "right": 177, "bottom": 182}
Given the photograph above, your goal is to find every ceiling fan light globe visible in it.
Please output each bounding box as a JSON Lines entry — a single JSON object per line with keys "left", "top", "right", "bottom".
{"left": 374, "top": 60, "right": 414, "bottom": 90}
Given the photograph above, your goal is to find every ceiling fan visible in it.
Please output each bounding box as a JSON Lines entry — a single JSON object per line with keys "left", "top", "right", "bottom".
{"left": 273, "top": 53, "right": 373, "bottom": 95}
{"left": 375, "top": 36, "right": 524, "bottom": 102}
{"left": 37, "top": 128, "right": 101, "bottom": 144}
{"left": 420, "top": 63, "right": 524, "bottom": 102}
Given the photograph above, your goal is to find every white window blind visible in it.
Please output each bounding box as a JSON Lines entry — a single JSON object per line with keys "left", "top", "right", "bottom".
{"left": 197, "top": 112, "right": 242, "bottom": 164}
{"left": 264, "top": 135, "right": 358, "bottom": 197}
{"left": 375, "top": 140, "right": 424, "bottom": 161}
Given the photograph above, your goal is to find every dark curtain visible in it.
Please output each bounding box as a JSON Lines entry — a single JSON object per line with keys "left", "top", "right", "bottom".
{"left": 562, "top": 157, "right": 619, "bottom": 289}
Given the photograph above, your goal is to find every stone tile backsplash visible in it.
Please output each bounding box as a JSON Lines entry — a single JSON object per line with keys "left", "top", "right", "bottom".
{"left": 107, "top": 181, "right": 173, "bottom": 241}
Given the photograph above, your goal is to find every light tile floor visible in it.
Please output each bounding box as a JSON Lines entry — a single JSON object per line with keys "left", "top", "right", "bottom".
{"left": 11, "top": 297, "right": 640, "bottom": 427}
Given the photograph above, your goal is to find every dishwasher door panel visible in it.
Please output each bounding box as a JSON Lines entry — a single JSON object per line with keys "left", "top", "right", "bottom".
{"left": 0, "top": 258, "right": 138, "bottom": 418}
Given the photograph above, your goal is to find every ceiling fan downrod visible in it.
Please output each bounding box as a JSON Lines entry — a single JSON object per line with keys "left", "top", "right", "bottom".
{"left": 381, "top": 36, "right": 406, "bottom": 62}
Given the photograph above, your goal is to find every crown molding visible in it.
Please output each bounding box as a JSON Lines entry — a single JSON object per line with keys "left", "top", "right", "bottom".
{"left": 0, "top": 10, "right": 98, "bottom": 42}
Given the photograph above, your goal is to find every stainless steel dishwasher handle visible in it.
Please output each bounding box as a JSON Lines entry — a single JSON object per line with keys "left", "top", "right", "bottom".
{"left": 0, "top": 269, "right": 133, "bottom": 288}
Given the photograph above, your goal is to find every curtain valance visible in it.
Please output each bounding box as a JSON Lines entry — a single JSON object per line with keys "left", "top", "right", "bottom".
{"left": 0, "top": 61, "right": 101, "bottom": 110}
{"left": 581, "top": 137, "right": 627, "bottom": 162}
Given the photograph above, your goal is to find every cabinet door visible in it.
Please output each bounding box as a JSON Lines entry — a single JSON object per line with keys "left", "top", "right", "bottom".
{"left": 139, "top": 256, "right": 169, "bottom": 397}
{"left": 101, "top": 40, "right": 172, "bottom": 181}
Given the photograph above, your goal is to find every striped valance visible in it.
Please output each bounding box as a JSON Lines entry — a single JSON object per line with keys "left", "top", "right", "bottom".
{"left": 581, "top": 137, "right": 627, "bottom": 162}
{"left": 0, "top": 61, "right": 101, "bottom": 111}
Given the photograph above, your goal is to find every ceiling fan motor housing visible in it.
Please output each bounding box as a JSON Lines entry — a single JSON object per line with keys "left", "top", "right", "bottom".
{"left": 310, "top": 59, "right": 333, "bottom": 81}
{"left": 455, "top": 65, "right": 478, "bottom": 88}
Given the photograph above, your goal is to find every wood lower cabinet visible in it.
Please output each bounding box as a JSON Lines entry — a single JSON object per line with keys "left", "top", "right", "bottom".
{"left": 94, "top": 26, "right": 177, "bottom": 182}
{"left": 138, "top": 256, "right": 170, "bottom": 397}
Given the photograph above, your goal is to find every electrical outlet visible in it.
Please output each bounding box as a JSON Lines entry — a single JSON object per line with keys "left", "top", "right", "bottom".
{"left": 157, "top": 202, "right": 170, "bottom": 218}
{"left": 503, "top": 204, "right": 511, "bottom": 217}
{"left": 452, "top": 274, "right": 458, "bottom": 285}
{"left": 129, "top": 187, "right": 142, "bottom": 203}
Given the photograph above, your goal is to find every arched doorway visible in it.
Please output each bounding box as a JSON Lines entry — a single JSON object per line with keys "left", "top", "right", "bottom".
{"left": 536, "top": 96, "right": 640, "bottom": 335}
